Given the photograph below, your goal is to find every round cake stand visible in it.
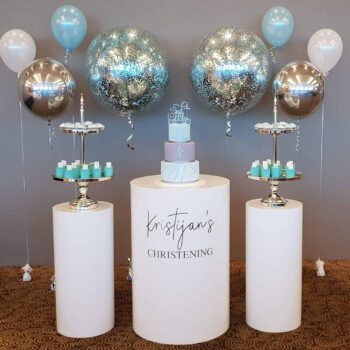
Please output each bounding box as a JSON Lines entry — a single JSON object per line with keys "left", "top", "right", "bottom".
{"left": 53, "top": 176, "right": 111, "bottom": 210}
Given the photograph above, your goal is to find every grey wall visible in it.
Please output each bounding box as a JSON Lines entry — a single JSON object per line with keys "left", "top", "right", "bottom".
{"left": 0, "top": 0, "right": 349, "bottom": 266}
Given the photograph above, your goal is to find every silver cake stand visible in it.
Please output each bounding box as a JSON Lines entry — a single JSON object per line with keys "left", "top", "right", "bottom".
{"left": 246, "top": 94, "right": 303, "bottom": 208}
{"left": 53, "top": 93, "right": 112, "bottom": 211}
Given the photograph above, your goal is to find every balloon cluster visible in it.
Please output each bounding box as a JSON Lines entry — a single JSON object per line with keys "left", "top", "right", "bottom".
{"left": 0, "top": 5, "right": 344, "bottom": 129}
{"left": 274, "top": 28, "right": 342, "bottom": 118}
{"left": 0, "top": 6, "right": 169, "bottom": 127}
{"left": 0, "top": 5, "right": 88, "bottom": 120}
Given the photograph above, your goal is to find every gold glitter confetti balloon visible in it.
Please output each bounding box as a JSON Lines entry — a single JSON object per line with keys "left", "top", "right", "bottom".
{"left": 86, "top": 26, "right": 169, "bottom": 117}
{"left": 191, "top": 26, "right": 271, "bottom": 116}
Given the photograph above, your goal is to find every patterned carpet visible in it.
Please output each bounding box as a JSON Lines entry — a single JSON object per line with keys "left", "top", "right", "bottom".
{"left": 0, "top": 261, "right": 349, "bottom": 350}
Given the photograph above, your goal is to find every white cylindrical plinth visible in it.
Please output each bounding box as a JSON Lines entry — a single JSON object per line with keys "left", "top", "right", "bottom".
{"left": 131, "top": 175, "right": 230, "bottom": 345}
{"left": 53, "top": 201, "right": 114, "bottom": 338}
{"left": 246, "top": 199, "right": 303, "bottom": 333}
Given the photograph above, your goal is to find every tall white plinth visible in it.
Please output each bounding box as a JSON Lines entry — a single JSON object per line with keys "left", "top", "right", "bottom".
{"left": 53, "top": 201, "right": 114, "bottom": 338}
{"left": 131, "top": 175, "right": 230, "bottom": 345}
{"left": 246, "top": 199, "right": 303, "bottom": 333}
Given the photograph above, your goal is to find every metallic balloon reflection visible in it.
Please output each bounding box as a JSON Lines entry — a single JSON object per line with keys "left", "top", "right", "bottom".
{"left": 86, "top": 26, "right": 169, "bottom": 116}
{"left": 18, "top": 57, "right": 76, "bottom": 119}
{"left": 273, "top": 61, "right": 324, "bottom": 118}
{"left": 191, "top": 26, "right": 271, "bottom": 116}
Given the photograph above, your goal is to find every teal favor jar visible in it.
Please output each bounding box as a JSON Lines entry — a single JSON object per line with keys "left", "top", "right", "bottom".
{"left": 80, "top": 164, "right": 90, "bottom": 179}
{"left": 55, "top": 162, "right": 65, "bottom": 178}
{"left": 64, "top": 165, "right": 75, "bottom": 179}
{"left": 104, "top": 162, "right": 114, "bottom": 177}
{"left": 271, "top": 164, "right": 281, "bottom": 179}
{"left": 285, "top": 161, "right": 296, "bottom": 178}
{"left": 261, "top": 162, "right": 271, "bottom": 178}
{"left": 92, "top": 162, "right": 102, "bottom": 178}
{"left": 250, "top": 161, "right": 260, "bottom": 177}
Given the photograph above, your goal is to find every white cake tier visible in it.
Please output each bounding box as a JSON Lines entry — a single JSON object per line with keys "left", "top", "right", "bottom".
{"left": 161, "top": 160, "right": 199, "bottom": 183}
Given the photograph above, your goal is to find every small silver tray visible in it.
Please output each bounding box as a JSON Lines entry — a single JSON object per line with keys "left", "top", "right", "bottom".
{"left": 246, "top": 171, "right": 303, "bottom": 182}
{"left": 59, "top": 126, "right": 104, "bottom": 136}
{"left": 52, "top": 176, "right": 112, "bottom": 183}
{"left": 254, "top": 122, "right": 297, "bottom": 135}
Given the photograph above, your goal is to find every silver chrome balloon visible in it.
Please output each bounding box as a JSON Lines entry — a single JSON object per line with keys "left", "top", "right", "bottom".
{"left": 191, "top": 26, "right": 271, "bottom": 116}
{"left": 18, "top": 57, "right": 76, "bottom": 119}
{"left": 86, "top": 26, "right": 169, "bottom": 116}
{"left": 273, "top": 60, "right": 324, "bottom": 118}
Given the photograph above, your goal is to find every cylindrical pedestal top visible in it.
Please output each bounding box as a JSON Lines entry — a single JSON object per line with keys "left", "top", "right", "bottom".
{"left": 246, "top": 199, "right": 303, "bottom": 333}
{"left": 131, "top": 175, "right": 230, "bottom": 345}
{"left": 53, "top": 201, "right": 114, "bottom": 338}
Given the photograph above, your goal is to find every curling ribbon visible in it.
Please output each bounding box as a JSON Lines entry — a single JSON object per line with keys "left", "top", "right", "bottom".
{"left": 269, "top": 47, "right": 277, "bottom": 64}
{"left": 63, "top": 48, "right": 72, "bottom": 67}
{"left": 225, "top": 112, "right": 232, "bottom": 137}
{"left": 126, "top": 114, "right": 135, "bottom": 150}
{"left": 47, "top": 120, "right": 56, "bottom": 152}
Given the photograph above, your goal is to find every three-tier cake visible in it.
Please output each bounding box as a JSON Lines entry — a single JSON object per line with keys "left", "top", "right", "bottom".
{"left": 161, "top": 102, "right": 200, "bottom": 183}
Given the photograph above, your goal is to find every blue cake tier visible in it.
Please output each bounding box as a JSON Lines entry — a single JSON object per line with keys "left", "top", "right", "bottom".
{"left": 168, "top": 123, "right": 191, "bottom": 142}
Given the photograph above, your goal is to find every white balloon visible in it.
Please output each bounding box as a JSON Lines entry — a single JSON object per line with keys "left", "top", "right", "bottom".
{"left": 0, "top": 29, "right": 36, "bottom": 73}
{"left": 307, "top": 28, "right": 343, "bottom": 74}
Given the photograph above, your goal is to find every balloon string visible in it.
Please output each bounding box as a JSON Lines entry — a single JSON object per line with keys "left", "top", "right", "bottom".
{"left": 269, "top": 47, "right": 277, "bottom": 64}
{"left": 72, "top": 113, "right": 76, "bottom": 158}
{"left": 318, "top": 82, "right": 326, "bottom": 260}
{"left": 127, "top": 115, "right": 135, "bottom": 150}
{"left": 296, "top": 118, "right": 301, "bottom": 153}
{"left": 72, "top": 113, "right": 77, "bottom": 198}
{"left": 66, "top": 50, "right": 77, "bottom": 196}
{"left": 225, "top": 113, "right": 232, "bottom": 137}
{"left": 63, "top": 49, "right": 76, "bottom": 158}
{"left": 19, "top": 101, "right": 30, "bottom": 265}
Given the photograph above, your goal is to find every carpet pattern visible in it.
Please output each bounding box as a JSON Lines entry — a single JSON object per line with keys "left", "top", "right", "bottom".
{"left": 0, "top": 261, "right": 349, "bottom": 350}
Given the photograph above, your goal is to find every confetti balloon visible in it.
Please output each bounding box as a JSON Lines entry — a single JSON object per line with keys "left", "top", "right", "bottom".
{"left": 86, "top": 26, "right": 169, "bottom": 117}
{"left": 191, "top": 26, "right": 271, "bottom": 116}
{"left": 18, "top": 57, "right": 76, "bottom": 120}
{"left": 273, "top": 60, "right": 325, "bottom": 118}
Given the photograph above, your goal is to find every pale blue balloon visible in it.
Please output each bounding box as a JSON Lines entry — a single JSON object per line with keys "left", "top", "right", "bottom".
{"left": 51, "top": 5, "right": 87, "bottom": 52}
{"left": 262, "top": 6, "right": 294, "bottom": 48}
